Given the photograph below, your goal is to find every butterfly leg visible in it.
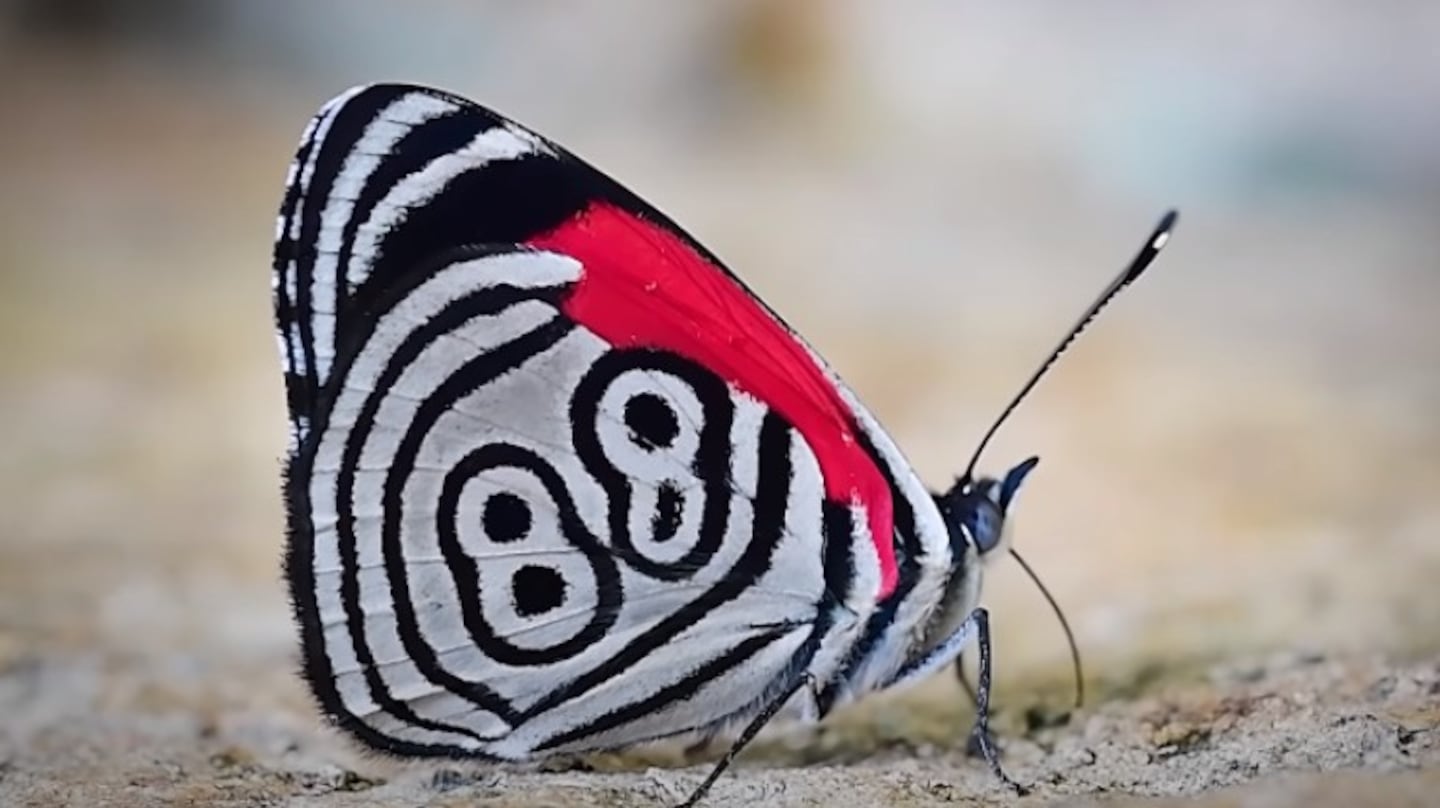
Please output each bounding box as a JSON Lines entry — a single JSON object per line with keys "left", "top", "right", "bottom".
{"left": 954, "top": 653, "right": 997, "bottom": 759}
{"left": 970, "top": 608, "right": 1027, "bottom": 795}
{"left": 869, "top": 608, "right": 1023, "bottom": 793}
{"left": 955, "top": 651, "right": 979, "bottom": 706}
{"left": 676, "top": 673, "right": 816, "bottom": 808}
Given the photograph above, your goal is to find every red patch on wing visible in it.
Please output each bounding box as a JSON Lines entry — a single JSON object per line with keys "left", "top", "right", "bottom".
{"left": 529, "top": 202, "right": 896, "bottom": 598}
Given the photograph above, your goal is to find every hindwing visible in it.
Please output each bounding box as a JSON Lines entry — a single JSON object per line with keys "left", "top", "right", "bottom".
{"left": 273, "top": 84, "right": 955, "bottom": 757}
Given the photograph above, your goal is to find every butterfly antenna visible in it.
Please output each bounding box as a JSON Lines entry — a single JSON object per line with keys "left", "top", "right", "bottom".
{"left": 1010, "top": 548, "right": 1083, "bottom": 708}
{"left": 962, "top": 209, "right": 1179, "bottom": 479}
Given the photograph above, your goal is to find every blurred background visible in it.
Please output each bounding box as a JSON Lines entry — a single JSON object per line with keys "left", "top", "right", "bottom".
{"left": 1, "top": 0, "right": 1437, "bottom": 796}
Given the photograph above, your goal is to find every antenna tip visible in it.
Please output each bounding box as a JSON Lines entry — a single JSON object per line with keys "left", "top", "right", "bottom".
{"left": 1152, "top": 209, "right": 1179, "bottom": 250}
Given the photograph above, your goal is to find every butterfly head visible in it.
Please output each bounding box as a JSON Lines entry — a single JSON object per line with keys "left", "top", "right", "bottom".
{"left": 939, "top": 456, "right": 1039, "bottom": 559}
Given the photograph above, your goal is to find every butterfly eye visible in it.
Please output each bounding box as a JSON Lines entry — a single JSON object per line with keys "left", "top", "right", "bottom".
{"left": 967, "top": 492, "right": 1006, "bottom": 555}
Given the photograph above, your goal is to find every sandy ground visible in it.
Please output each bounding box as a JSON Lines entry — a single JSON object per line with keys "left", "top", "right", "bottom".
{"left": 3, "top": 638, "right": 1438, "bottom": 806}
{"left": 3, "top": 5, "right": 1439, "bottom": 806}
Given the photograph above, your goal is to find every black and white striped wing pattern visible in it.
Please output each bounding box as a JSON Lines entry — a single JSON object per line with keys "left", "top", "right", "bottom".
{"left": 272, "top": 84, "right": 955, "bottom": 759}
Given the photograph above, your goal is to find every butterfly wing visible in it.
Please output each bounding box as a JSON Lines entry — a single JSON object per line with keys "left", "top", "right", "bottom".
{"left": 274, "top": 84, "right": 954, "bottom": 757}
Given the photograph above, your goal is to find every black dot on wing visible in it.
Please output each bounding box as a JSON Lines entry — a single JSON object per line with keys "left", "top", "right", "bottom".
{"left": 483, "top": 492, "right": 531, "bottom": 544}
{"left": 651, "top": 483, "right": 683, "bottom": 543}
{"left": 624, "top": 392, "right": 680, "bottom": 450}
{"left": 512, "top": 565, "right": 566, "bottom": 617}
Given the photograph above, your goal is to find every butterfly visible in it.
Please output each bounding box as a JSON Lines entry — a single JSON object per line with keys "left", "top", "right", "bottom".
{"left": 272, "top": 82, "right": 1176, "bottom": 806}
